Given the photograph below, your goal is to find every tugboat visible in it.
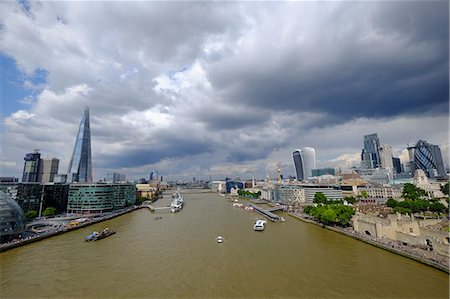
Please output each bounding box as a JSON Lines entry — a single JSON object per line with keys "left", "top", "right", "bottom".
{"left": 85, "top": 228, "right": 116, "bottom": 241}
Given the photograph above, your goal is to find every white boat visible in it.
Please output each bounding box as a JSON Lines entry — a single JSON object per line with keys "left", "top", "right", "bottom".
{"left": 170, "top": 192, "right": 184, "bottom": 213}
{"left": 216, "top": 236, "right": 224, "bottom": 243}
{"left": 254, "top": 220, "right": 267, "bottom": 231}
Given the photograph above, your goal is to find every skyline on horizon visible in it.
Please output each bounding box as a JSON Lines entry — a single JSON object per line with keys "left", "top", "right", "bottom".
{"left": 0, "top": 1, "right": 449, "bottom": 181}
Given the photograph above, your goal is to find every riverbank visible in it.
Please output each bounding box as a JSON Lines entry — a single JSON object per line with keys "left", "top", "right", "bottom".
{"left": 0, "top": 206, "right": 139, "bottom": 253}
{"left": 288, "top": 212, "right": 449, "bottom": 274}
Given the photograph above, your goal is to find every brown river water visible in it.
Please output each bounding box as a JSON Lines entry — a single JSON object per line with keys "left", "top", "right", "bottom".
{"left": 1, "top": 189, "right": 448, "bottom": 298}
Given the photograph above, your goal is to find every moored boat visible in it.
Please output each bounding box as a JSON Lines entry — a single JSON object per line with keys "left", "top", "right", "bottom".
{"left": 85, "top": 228, "right": 116, "bottom": 241}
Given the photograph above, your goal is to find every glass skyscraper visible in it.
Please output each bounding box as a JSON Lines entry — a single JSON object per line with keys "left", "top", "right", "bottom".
{"left": 293, "top": 147, "right": 316, "bottom": 180}
{"left": 361, "top": 133, "right": 381, "bottom": 169}
{"left": 67, "top": 107, "right": 92, "bottom": 183}
{"left": 22, "top": 150, "right": 41, "bottom": 182}
{"left": 408, "top": 140, "right": 445, "bottom": 179}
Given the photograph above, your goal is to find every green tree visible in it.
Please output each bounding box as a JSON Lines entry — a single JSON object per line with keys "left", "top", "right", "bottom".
{"left": 360, "top": 190, "right": 369, "bottom": 198}
{"left": 136, "top": 196, "right": 147, "bottom": 205}
{"left": 42, "top": 207, "right": 57, "bottom": 217}
{"left": 344, "top": 196, "right": 357, "bottom": 204}
{"left": 313, "top": 192, "right": 327, "bottom": 204}
{"left": 440, "top": 182, "right": 449, "bottom": 196}
{"left": 319, "top": 209, "right": 337, "bottom": 224}
{"left": 429, "top": 202, "right": 445, "bottom": 214}
{"left": 402, "top": 183, "right": 427, "bottom": 201}
{"left": 25, "top": 210, "right": 38, "bottom": 220}
{"left": 386, "top": 198, "right": 398, "bottom": 208}
{"left": 393, "top": 206, "right": 412, "bottom": 215}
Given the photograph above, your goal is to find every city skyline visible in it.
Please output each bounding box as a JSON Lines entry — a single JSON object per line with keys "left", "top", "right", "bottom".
{"left": 1, "top": 1, "right": 448, "bottom": 181}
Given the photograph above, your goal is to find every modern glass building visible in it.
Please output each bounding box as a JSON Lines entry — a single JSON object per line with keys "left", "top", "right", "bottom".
{"left": 293, "top": 147, "right": 316, "bottom": 180}
{"left": 68, "top": 183, "right": 136, "bottom": 214}
{"left": 361, "top": 133, "right": 380, "bottom": 169}
{"left": 311, "top": 168, "right": 336, "bottom": 177}
{"left": 0, "top": 191, "right": 25, "bottom": 242}
{"left": 409, "top": 140, "right": 446, "bottom": 178}
{"left": 67, "top": 107, "right": 92, "bottom": 183}
{"left": 22, "top": 150, "right": 41, "bottom": 182}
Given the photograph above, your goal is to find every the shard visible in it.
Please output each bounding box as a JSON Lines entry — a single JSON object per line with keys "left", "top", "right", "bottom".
{"left": 67, "top": 107, "right": 93, "bottom": 183}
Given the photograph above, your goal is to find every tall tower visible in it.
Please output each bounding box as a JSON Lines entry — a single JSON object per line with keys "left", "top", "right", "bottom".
{"left": 411, "top": 140, "right": 445, "bottom": 178}
{"left": 361, "top": 133, "right": 381, "bottom": 169}
{"left": 67, "top": 107, "right": 92, "bottom": 183}
{"left": 293, "top": 147, "right": 316, "bottom": 180}
{"left": 379, "top": 144, "right": 394, "bottom": 179}
{"left": 22, "top": 149, "right": 41, "bottom": 182}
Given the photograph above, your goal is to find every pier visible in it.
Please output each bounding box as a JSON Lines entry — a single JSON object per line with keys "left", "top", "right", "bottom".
{"left": 248, "top": 203, "right": 284, "bottom": 222}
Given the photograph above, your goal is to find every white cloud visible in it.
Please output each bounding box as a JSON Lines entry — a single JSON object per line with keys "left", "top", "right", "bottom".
{"left": 0, "top": 1, "right": 448, "bottom": 180}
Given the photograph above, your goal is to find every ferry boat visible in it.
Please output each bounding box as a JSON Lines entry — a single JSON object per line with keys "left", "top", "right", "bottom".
{"left": 253, "top": 220, "right": 267, "bottom": 231}
{"left": 85, "top": 228, "right": 115, "bottom": 241}
{"left": 170, "top": 192, "right": 184, "bottom": 213}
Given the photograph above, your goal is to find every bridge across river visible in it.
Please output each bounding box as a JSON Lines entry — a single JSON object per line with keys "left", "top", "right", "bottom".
{"left": 248, "top": 203, "right": 284, "bottom": 222}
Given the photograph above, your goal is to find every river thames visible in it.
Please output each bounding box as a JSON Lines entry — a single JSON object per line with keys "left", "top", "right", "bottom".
{"left": 1, "top": 190, "right": 448, "bottom": 298}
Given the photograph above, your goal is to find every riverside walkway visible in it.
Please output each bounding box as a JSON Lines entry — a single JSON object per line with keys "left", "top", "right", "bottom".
{"left": 249, "top": 203, "right": 283, "bottom": 222}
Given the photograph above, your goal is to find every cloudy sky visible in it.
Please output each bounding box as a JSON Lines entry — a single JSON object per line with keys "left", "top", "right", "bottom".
{"left": 0, "top": 1, "right": 448, "bottom": 181}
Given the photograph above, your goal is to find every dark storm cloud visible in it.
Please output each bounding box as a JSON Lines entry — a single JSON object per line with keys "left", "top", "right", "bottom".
{"left": 207, "top": 1, "right": 449, "bottom": 125}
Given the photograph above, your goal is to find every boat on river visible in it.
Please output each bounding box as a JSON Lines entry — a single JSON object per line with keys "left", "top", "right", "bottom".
{"left": 253, "top": 220, "right": 267, "bottom": 231}
{"left": 216, "top": 236, "right": 224, "bottom": 243}
{"left": 85, "top": 228, "right": 115, "bottom": 241}
{"left": 170, "top": 192, "right": 184, "bottom": 213}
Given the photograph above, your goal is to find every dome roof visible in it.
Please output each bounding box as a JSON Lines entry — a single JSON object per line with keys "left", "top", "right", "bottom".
{"left": 0, "top": 191, "right": 25, "bottom": 240}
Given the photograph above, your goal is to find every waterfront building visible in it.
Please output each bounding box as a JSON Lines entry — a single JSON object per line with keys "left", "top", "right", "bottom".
{"left": 352, "top": 212, "right": 449, "bottom": 257}
{"left": 292, "top": 147, "right": 316, "bottom": 180}
{"left": 67, "top": 183, "right": 136, "bottom": 214}
{"left": 67, "top": 107, "right": 93, "bottom": 183}
{"left": 272, "top": 184, "right": 342, "bottom": 205}
{"left": 39, "top": 158, "right": 59, "bottom": 183}
{"left": 408, "top": 140, "right": 446, "bottom": 179}
{"left": 112, "top": 183, "right": 136, "bottom": 209}
{"left": 311, "top": 168, "right": 335, "bottom": 177}
{"left": 379, "top": 144, "right": 394, "bottom": 180}
{"left": 22, "top": 150, "right": 41, "bottom": 183}
{"left": 0, "top": 191, "right": 25, "bottom": 242}
{"left": 16, "top": 183, "right": 42, "bottom": 213}
{"left": 43, "top": 183, "right": 70, "bottom": 213}
{"left": 361, "top": 133, "right": 380, "bottom": 169}
{"left": 136, "top": 184, "right": 158, "bottom": 200}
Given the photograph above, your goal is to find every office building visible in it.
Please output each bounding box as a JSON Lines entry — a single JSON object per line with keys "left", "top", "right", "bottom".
{"left": 22, "top": 150, "right": 41, "bottom": 182}
{"left": 67, "top": 107, "right": 92, "bottom": 183}
{"left": 408, "top": 140, "right": 446, "bottom": 178}
{"left": 392, "top": 157, "right": 402, "bottom": 174}
{"left": 293, "top": 147, "right": 316, "bottom": 180}
{"left": 379, "top": 144, "right": 394, "bottom": 179}
{"left": 311, "top": 168, "right": 336, "bottom": 177}
{"left": 361, "top": 133, "right": 380, "bottom": 169}
{"left": 39, "top": 158, "right": 59, "bottom": 183}
{"left": 67, "top": 183, "right": 136, "bottom": 214}
{"left": 106, "top": 173, "right": 126, "bottom": 183}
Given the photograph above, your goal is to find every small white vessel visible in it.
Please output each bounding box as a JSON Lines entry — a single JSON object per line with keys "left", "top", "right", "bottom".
{"left": 216, "top": 236, "right": 224, "bottom": 243}
{"left": 254, "top": 220, "right": 267, "bottom": 231}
